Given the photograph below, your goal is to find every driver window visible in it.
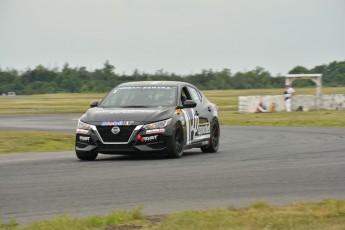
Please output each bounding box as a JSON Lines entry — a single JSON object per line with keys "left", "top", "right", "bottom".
{"left": 181, "top": 87, "right": 192, "bottom": 103}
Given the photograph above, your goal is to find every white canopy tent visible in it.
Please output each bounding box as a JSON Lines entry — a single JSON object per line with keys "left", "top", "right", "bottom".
{"left": 285, "top": 74, "right": 322, "bottom": 110}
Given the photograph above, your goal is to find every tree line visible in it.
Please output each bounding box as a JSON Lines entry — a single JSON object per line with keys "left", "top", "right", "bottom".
{"left": 0, "top": 60, "right": 344, "bottom": 95}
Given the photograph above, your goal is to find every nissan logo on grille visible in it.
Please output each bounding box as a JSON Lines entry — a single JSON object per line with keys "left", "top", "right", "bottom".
{"left": 111, "top": 126, "right": 121, "bottom": 134}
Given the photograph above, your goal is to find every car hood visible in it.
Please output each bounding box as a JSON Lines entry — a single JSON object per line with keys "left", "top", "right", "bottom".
{"left": 80, "top": 107, "right": 176, "bottom": 125}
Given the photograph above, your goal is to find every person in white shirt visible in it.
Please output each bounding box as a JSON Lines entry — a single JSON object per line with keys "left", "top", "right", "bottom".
{"left": 284, "top": 84, "right": 295, "bottom": 112}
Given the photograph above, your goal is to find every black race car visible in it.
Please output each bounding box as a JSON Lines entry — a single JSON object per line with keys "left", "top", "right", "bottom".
{"left": 75, "top": 81, "right": 220, "bottom": 160}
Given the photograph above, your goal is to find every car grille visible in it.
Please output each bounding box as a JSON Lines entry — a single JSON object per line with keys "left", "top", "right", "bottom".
{"left": 96, "top": 126, "right": 137, "bottom": 143}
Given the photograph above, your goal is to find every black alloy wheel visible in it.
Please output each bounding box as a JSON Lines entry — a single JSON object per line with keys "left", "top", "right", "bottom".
{"left": 168, "top": 123, "right": 184, "bottom": 158}
{"left": 201, "top": 120, "right": 220, "bottom": 153}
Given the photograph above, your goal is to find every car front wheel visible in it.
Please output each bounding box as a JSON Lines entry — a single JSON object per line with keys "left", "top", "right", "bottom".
{"left": 167, "top": 123, "right": 184, "bottom": 158}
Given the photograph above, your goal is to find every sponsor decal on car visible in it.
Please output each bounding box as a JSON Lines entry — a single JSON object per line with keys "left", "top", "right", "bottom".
{"left": 137, "top": 134, "right": 158, "bottom": 143}
{"left": 76, "top": 129, "right": 89, "bottom": 135}
{"left": 101, "top": 121, "right": 134, "bottom": 126}
{"left": 145, "top": 129, "right": 165, "bottom": 134}
{"left": 197, "top": 123, "right": 210, "bottom": 135}
{"left": 97, "top": 110, "right": 157, "bottom": 115}
{"left": 79, "top": 136, "right": 90, "bottom": 142}
{"left": 119, "top": 86, "right": 173, "bottom": 90}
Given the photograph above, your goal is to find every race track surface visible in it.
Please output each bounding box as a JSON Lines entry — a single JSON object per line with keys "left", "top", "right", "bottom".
{"left": 0, "top": 114, "right": 344, "bottom": 224}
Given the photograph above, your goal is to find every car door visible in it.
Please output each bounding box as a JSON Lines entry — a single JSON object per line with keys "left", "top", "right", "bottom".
{"left": 180, "top": 86, "right": 211, "bottom": 145}
{"left": 187, "top": 86, "right": 212, "bottom": 143}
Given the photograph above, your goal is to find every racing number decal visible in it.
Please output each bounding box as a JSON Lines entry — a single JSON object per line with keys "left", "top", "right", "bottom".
{"left": 181, "top": 109, "right": 191, "bottom": 144}
{"left": 182, "top": 109, "right": 210, "bottom": 145}
{"left": 190, "top": 109, "right": 199, "bottom": 143}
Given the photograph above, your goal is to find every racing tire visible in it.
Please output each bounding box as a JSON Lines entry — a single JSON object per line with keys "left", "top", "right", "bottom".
{"left": 76, "top": 150, "right": 98, "bottom": 161}
{"left": 167, "top": 123, "right": 184, "bottom": 158}
{"left": 201, "top": 120, "right": 220, "bottom": 153}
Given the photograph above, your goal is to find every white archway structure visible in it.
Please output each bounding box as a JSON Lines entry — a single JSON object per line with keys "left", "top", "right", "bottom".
{"left": 285, "top": 74, "right": 322, "bottom": 110}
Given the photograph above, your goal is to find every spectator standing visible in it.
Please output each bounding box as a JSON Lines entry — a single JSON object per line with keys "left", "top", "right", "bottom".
{"left": 284, "top": 84, "right": 295, "bottom": 112}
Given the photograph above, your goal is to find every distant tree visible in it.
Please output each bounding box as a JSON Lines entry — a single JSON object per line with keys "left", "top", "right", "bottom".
{"left": 60, "top": 64, "right": 82, "bottom": 92}
{"left": 310, "top": 64, "right": 327, "bottom": 74}
{"left": 0, "top": 60, "right": 344, "bottom": 94}
{"left": 288, "top": 66, "right": 309, "bottom": 74}
{"left": 95, "top": 60, "right": 116, "bottom": 81}
{"left": 210, "top": 69, "right": 231, "bottom": 89}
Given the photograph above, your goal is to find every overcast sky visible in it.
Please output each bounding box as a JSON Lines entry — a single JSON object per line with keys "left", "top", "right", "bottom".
{"left": 0, "top": 0, "right": 344, "bottom": 75}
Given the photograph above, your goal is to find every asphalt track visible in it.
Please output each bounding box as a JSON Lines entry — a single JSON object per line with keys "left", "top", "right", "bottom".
{"left": 0, "top": 114, "right": 345, "bottom": 224}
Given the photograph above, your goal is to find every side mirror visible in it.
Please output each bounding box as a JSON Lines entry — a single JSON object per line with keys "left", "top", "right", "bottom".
{"left": 182, "top": 100, "right": 197, "bottom": 108}
{"left": 90, "top": 101, "right": 99, "bottom": 108}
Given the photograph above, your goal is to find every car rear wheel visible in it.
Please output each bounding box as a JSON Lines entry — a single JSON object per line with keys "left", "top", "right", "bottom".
{"left": 167, "top": 123, "right": 184, "bottom": 158}
{"left": 201, "top": 120, "right": 220, "bottom": 153}
{"left": 76, "top": 150, "right": 98, "bottom": 161}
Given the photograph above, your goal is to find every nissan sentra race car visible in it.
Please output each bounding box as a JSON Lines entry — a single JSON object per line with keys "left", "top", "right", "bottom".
{"left": 75, "top": 81, "right": 220, "bottom": 160}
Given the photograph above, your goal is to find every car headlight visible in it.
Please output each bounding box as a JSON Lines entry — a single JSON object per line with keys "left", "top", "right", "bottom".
{"left": 77, "top": 120, "right": 91, "bottom": 130}
{"left": 143, "top": 118, "right": 172, "bottom": 130}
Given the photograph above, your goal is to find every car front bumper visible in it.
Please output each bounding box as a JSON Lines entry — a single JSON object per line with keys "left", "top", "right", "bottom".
{"left": 75, "top": 124, "right": 170, "bottom": 154}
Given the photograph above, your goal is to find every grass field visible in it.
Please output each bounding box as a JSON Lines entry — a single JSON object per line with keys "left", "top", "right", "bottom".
{"left": 220, "top": 110, "right": 345, "bottom": 127}
{"left": 1, "top": 199, "right": 345, "bottom": 230}
{"left": 0, "top": 87, "right": 344, "bottom": 114}
{"left": 0, "top": 131, "right": 74, "bottom": 154}
{"left": 0, "top": 93, "right": 104, "bottom": 114}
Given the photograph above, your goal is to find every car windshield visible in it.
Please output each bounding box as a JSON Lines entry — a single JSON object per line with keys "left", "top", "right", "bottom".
{"left": 99, "top": 86, "right": 178, "bottom": 108}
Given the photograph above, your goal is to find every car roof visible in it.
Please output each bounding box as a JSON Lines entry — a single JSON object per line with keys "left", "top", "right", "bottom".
{"left": 117, "top": 81, "right": 191, "bottom": 88}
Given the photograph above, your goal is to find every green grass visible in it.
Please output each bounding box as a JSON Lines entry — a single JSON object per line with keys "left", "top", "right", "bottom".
{"left": 219, "top": 110, "right": 345, "bottom": 127}
{"left": 0, "top": 206, "right": 147, "bottom": 230}
{"left": 151, "top": 199, "right": 345, "bottom": 230}
{"left": 0, "top": 93, "right": 104, "bottom": 114}
{"left": 0, "top": 87, "right": 344, "bottom": 114}
{"left": 1, "top": 199, "right": 345, "bottom": 230}
{"left": 0, "top": 131, "right": 74, "bottom": 154}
